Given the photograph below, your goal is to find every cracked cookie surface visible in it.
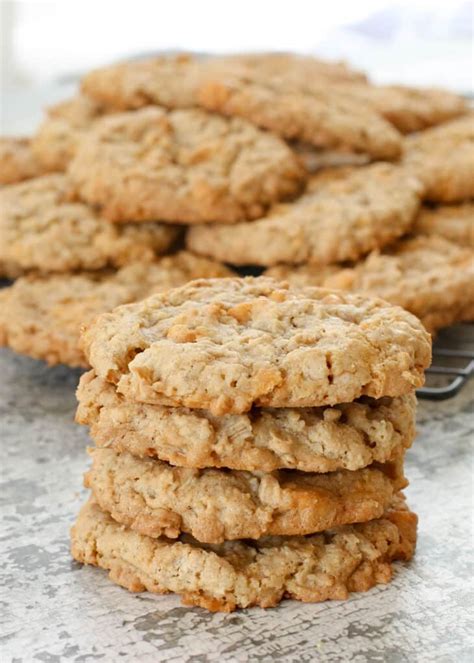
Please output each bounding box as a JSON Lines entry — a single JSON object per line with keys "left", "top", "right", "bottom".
{"left": 186, "top": 164, "right": 422, "bottom": 266}
{"left": 81, "top": 277, "right": 431, "bottom": 414}
{"left": 68, "top": 106, "right": 304, "bottom": 224}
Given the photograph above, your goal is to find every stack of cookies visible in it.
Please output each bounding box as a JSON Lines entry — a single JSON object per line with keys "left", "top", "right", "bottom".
{"left": 71, "top": 277, "right": 431, "bottom": 611}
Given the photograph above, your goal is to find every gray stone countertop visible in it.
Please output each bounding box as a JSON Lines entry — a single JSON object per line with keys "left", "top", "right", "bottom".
{"left": 1, "top": 326, "right": 473, "bottom": 663}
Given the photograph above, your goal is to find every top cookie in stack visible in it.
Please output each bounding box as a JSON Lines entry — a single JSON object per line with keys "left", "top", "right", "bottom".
{"left": 72, "top": 277, "right": 430, "bottom": 611}
{"left": 80, "top": 277, "right": 431, "bottom": 412}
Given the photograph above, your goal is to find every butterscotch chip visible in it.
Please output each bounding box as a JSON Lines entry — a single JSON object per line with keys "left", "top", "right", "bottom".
{"left": 186, "top": 164, "right": 422, "bottom": 266}
{"left": 268, "top": 235, "right": 474, "bottom": 334}
{"left": 85, "top": 447, "right": 406, "bottom": 543}
{"left": 68, "top": 107, "right": 304, "bottom": 224}
{"left": 0, "top": 137, "right": 43, "bottom": 185}
{"left": 341, "top": 84, "right": 466, "bottom": 133}
{"left": 70, "top": 496, "right": 417, "bottom": 612}
{"left": 404, "top": 115, "right": 474, "bottom": 203}
{"left": 32, "top": 95, "right": 106, "bottom": 172}
{"left": 0, "top": 253, "right": 233, "bottom": 367}
{"left": 77, "top": 371, "right": 415, "bottom": 473}
{"left": 0, "top": 174, "right": 179, "bottom": 274}
{"left": 413, "top": 204, "right": 474, "bottom": 248}
{"left": 81, "top": 277, "right": 431, "bottom": 414}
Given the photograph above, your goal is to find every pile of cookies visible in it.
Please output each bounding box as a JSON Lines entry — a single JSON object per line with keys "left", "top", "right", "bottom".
{"left": 1, "top": 52, "right": 473, "bottom": 370}
{"left": 71, "top": 277, "right": 431, "bottom": 611}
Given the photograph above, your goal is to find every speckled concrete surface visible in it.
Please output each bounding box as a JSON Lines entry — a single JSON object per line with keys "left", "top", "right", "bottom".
{"left": 1, "top": 328, "right": 473, "bottom": 662}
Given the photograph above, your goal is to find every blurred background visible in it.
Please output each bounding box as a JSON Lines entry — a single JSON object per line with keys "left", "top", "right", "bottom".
{"left": 1, "top": 0, "right": 473, "bottom": 134}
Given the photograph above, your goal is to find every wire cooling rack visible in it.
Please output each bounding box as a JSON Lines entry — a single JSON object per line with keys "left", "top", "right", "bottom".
{"left": 417, "top": 324, "right": 474, "bottom": 400}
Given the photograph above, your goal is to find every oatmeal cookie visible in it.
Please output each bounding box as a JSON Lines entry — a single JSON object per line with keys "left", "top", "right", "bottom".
{"left": 68, "top": 106, "right": 304, "bottom": 224}
{"left": 82, "top": 54, "right": 400, "bottom": 158}
{"left": 71, "top": 495, "right": 417, "bottom": 611}
{"left": 77, "top": 371, "right": 416, "bottom": 473}
{"left": 85, "top": 447, "right": 406, "bottom": 542}
{"left": 80, "top": 53, "right": 367, "bottom": 112}
{"left": 0, "top": 174, "right": 179, "bottom": 274}
{"left": 81, "top": 277, "right": 431, "bottom": 414}
{"left": 404, "top": 115, "right": 474, "bottom": 203}
{"left": 186, "top": 164, "right": 422, "bottom": 266}
{"left": 198, "top": 74, "right": 402, "bottom": 159}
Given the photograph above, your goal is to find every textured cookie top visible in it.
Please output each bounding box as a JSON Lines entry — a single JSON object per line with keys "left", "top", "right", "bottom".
{"left": 413, "top": 204, "right": 474, "bottom": 248}
{"left": 81, "top": 277, "right": 431, "bottom": 413}
{"left": 187, "top": 163, "right": 422, "bottom": 266}
{"left": 0, "top": 174, "right": 178, "bottom": 273}
{"left": 324, "top": 236, "right": 474, "bottom": 333}
{"left": 198, "top": 74, "right": 402, "bottom": 159}
{"left": 0, "top": 252, "right": 233, "bottom": 367}
{"left": 404, "top": 114, "right": 474, "bottom": 203}
{"left": 77, "top": 371, "right": 416, "bottom": 473}
{"left": 340, "top": 84, "right": 466, "bottom": 133}
{"left": 71, "top": 495, "right": 417, "bottom": 611}
{"left": 82, "top": 54, "right": 400, "bottom": 159}
{"left": 216, "top": 52, "right": 368, "bottom": 85}
{"left": 0, "top": 137, "right": 43, "bottom": 185}
{"left": 32, "top": 95, "right": 106, "bottom": 172}
{"left": 68, "top": 106, "right": 304, "bottom": 224}
{"left": 81, "top": 55, "right": 203, "bottom": 110}
{"left": 81, "top": 53, "right": 367, "bottom": 111}
{"left": 81, "top": 55, "right": 465, "bottom": 157}
{"left": 85, "top": 447, "right": 406, "bottom": 542}
{"left": 268, "top": 235, "right": 474, "bottom": 334}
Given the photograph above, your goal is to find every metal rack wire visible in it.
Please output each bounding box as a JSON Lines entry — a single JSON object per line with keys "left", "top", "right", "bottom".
{"left": 417, "top": 324, "right": 474, "bottom": 400}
